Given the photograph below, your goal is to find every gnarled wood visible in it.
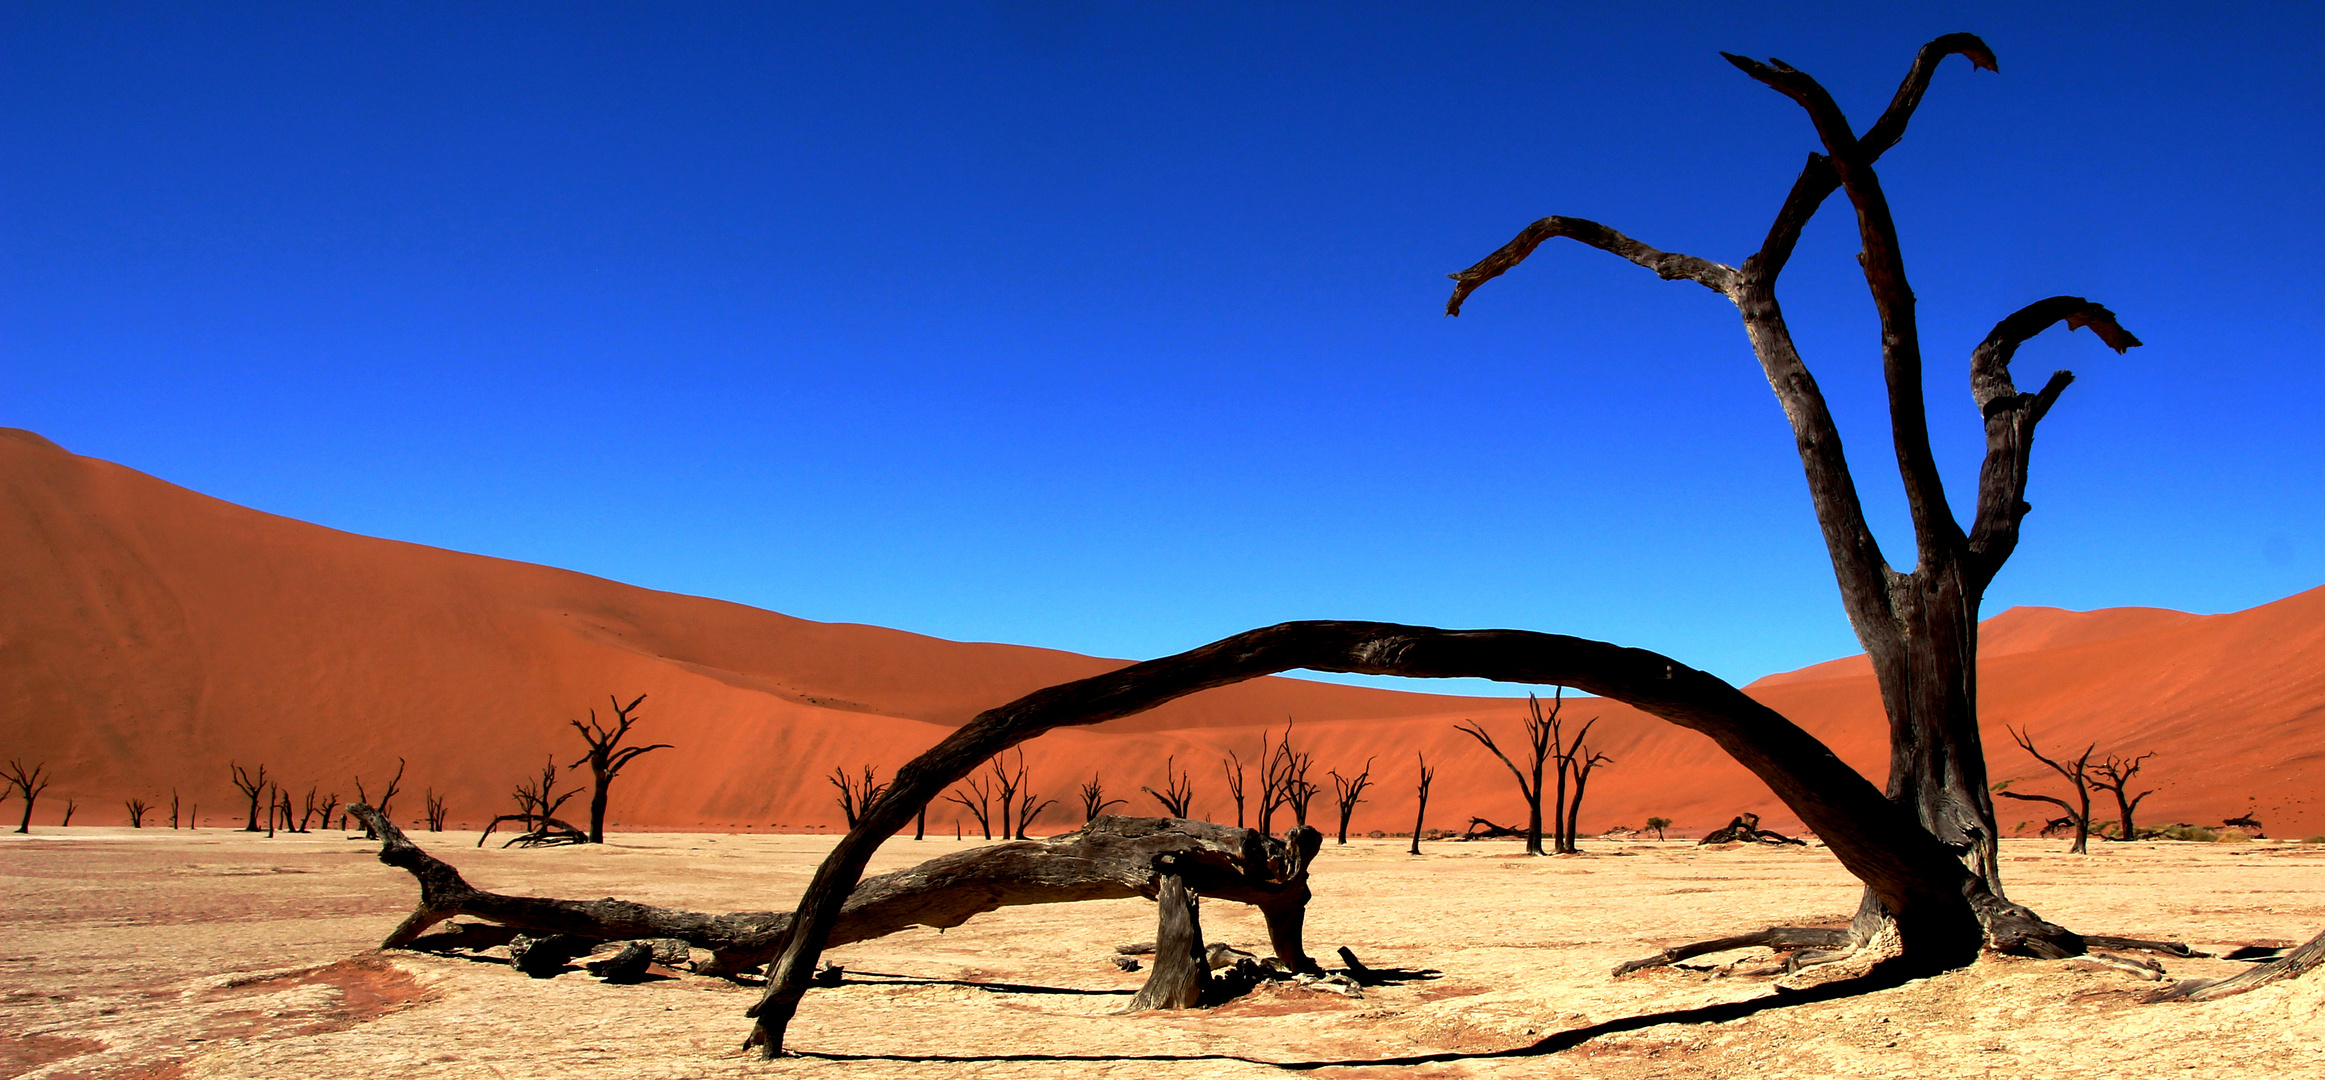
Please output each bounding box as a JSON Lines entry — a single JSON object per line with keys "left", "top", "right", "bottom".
{"left": 348, "top": 805, "right": 1320, "bottom": 979}
{"left": 743, "top": 619, "right": 1993, "bottom": 1055}
{"left": 1124, "top": 865, "right": 1206, "bottom": 1011}
{"left": 1614, "top": 927, "right": 1853, "bottom": 977}
{"left": 2149, "top": 927, "right": 2325, "bottom": 1002}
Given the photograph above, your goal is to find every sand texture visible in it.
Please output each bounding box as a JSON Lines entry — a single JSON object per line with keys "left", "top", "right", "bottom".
{"left": 5, "top": 827, "right": 2325, "bottom": 1079}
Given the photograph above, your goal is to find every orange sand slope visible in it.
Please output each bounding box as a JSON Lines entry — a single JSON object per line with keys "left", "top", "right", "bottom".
{"left": 4, "top": 427, "right": 2321, "bottom": 838}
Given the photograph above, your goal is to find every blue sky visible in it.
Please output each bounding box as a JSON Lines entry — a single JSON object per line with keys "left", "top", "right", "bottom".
{"left": 5, "top": 3, "right": 2321, "bottom": 692}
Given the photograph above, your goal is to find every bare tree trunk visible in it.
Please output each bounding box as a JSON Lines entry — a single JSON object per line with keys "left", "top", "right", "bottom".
{"left": 1409, "top": 754, "right": 1434, "bottom": 856}
{"left": 1124, "top": 864, "right": 1206, "bottom": 1011}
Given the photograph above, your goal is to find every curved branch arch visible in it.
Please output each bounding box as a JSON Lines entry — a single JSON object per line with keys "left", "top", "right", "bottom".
{"left": 744, "top": 620, "right": 1992, "bottom": 1055}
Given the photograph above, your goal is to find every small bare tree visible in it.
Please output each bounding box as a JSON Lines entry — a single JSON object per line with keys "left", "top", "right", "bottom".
{"left": 123, "top": 797, "right": 150, "bottom": 828}
{"left": 940, "top": 773, "right": 995, "bottom": 839}
{"left": 1329, "top": 758, "right": 1374, "bottom": 844}
{"left": 301, "top": 787, "right": 337, "bottom": 833}
{"left": 1409, "top": 753, "right": 1435, "bottom": 855}
{"left": 353, "top": 758, "right": 405, "bottom": 840}
{"left": 569, "top": 693, "right": 672, "bottom": 844}
{"left": 1012, "top": 784, "right": 1056, "bottom": 839}
{"left": 59, "top": 799, "right": 76, "bottom": 827}
{"left": 479, "top": 756, "right": 584, "bottom": 846}
{"left": 988, "top": 750, "right": 1028, "bottom": 837}
{"left": 423, "top": 788, "right": 449, "bottom": 832}
{"left": 1996, "top": 727, "right": 2095, "bottom": 854}
{"left": 1560, "top": 743, "right": 1611, "bottom": 853}
{"left": 1283, "top": 750, "right": 1319, "bottom": 828}
{"left": 1142, "top": 755, "right": 1195, "bottom": 818}
{"left": 230, "top": 762, "right": 268, "bottom": 832}
{"left": 1221, "top": 751, "right": 1247, "bottom": 829}
{"left": 2089, "top": 752, "right": 2155, "bottom": 841}
{"left": 1077, "top": 772, "right": 1126, "bottom": 822}
{"left": 829, "top": 765, "right": 885, "bottom": 829}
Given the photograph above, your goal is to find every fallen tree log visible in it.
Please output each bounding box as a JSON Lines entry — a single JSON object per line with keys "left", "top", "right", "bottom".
{"left": 1697, "top": 814, "right": 1807, "bottom": 846}
{"left": 2149, "top": 927, "right": 2325, "bottom": 1002}
{"left": 348, "top": 805, "right": 1322, "bottom": 978}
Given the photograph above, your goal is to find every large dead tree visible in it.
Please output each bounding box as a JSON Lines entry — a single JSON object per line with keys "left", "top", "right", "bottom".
{"left": 735, "top": 36, "right": 2160, "bottom": 1054}
{"left": 1996, "top": 728, "right": 2095, "bottom": 853}
{"left": 1445, "top": 33, "right": 2139, "bottom": 948}
{"left": 940, "top": 774, "right": 995, "bottom": 839}
{"left": 349, "top": 803, "right": 1322, "bottom": 982}
{"left": 570, "top": 694, "right": 671, "bottom": 844}
{"left": 1454, "top": 691, "right": 1567, "bottom": 855}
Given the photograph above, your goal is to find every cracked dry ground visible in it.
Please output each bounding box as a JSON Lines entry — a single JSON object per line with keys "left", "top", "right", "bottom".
{"left": 5, "top": 829, "right": 2323, "bottom": 1079}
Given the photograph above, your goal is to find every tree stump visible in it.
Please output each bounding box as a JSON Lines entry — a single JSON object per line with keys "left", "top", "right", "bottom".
{"left": 1125, "top": 861, "right": 1207, "bottom": 1011}
{"left": 508, "top": 933, "right": 594, "bottom": 978}
{"left": 585, "top": 941, "right": 654, "bottom": 983}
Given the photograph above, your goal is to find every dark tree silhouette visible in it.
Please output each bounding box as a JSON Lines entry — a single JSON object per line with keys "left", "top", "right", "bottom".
{"left": 229, "top": 762, "right": 267, "bottom": 832}
{"left": 828, "top": 765, "right": 885, "bottom": 829}
{"left": 169, "top": 789, "right": 180, "bottom": 830}
{"left": 940, "top": 774, "right": 994, "bottom": 840}
{"left": 1455, "top": 690, "right": 1568, "bottom": 855}
{"left": 1011, "top": 783, "right": 1056, "bottom": 840}
{"left": 1077, "top": 772, "right": 1126, "bottom": 822}
{"left": 738, "top": 36, "right": 2147, "bottom": 1052}
{"left": 1645, "top": 816, "right": 1672, "bottom": 841}
{"left": 1561, "top": 743, "right": 1612, "bottom": 852}
{"left": 569, "top": 693, "right": 671, "bottom": 844}
{"left": 59, "top": 799, "right": 75, "bottom": 827}
{"left": 479, "top": 756, "right": 585, "bottom": 847}
{"left": 987, "top": 750, "right": 1028, "bottom": 838}
{"left": 1409, "top": 753, "right": 1435, "bottom": 855}
{"left": 124, "top": 797, "right": 149, "bottom": 828}
{"left": 1221, "top": 750, "right": 1247, "bottom": 829}
{"left": 1142, "top": 755, "right": 1195, "bottom": 818}
{"left": 2090, "top": 753, "right": 2156, "bottom": 841}
{"left": 1257, "top": 723, "right": 1295, "bottom": 836}
{"left": 1446, "top": 32, "right": 2139, "bottom": 950}
{"left": 1996, "top": 727, "right": 2095, "bottom": 854}
{"left": 353, "top": 758, "right": 405, "bottom": 840}
{"left": 1329, "top": 758, "right": 1374, "bottom": 844}
{"left": 423, "top": 789, "right": 449, "bottom": 832}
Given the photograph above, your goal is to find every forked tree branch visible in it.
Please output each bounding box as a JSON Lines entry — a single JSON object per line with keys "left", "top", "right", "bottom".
{"left": 1445, "top": 216, "right": 1736, "bottom": 316}
{"left": 744, "top": 619, "right": 1992, "bottom": 1055}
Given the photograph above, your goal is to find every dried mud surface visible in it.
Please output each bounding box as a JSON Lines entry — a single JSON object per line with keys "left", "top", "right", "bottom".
{"left": 4, "top": 828, "right": 2323, "bottom": 1079}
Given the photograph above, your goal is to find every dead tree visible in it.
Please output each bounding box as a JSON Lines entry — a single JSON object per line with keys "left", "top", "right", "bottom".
{"left": 59, "top": 799, "right": 76, "bottom": 827}
{"left": 987, "top": 750, "right": 1030, "bottom": 838}
{"left": 1142, "top": 755, "right": 1195, "bottom": 818}
{"left": 1997, "top": 727, "right": 2095, "bottom": 854}
{"left": 353, "top": 758, "right": 405, "bottom": 840}
{"left": 1221, "top": 751, "right": 1247, "bottom": 829}
{"left": 1329, "top": 758, "right": 1374, "bottom": 844}
{"left": 124, "top": 798, "right": 150, "bottom": 828}
{"left": 1454, "top": 690, "right": 1563, "bottom": 855}
{"left": 740, "top": 36, "right": 2147, "bottom": 1052}
{"left": 1444, "top": 32, "right": 2140, "bottom": 956}
{"left": 230, "top": 762, "right": 267, "bottom": 832}
{"left": 169, "top": 789, "right": 179, "bottom": 829}
{"left": 828, "top": 766, "right": 885, "bottom": 828}
{"left": 1282, "top": 747, "right": 1319, "bottom": 829}
{"left": 569, "top": 693, "right": 671, "bottom": 844}
{"left": 479, "top": 756, "right": 586, "bottom": 847}
{"left": 1409, "top": 753, "right": 1434, "bottom": 855}
{"left": 1256, "top": 724, "right": 1294, "bottom": 836}
{"left": 2090, "top": 753, "right": 2155, "bottom": 841}
{"left": 350, "top": 804, "right": 1324, "bottom": 984}
{"left": 1078, "top": 772, "right": 1126, "bottom": 822}
{"left": 1561, "top": 744, "right": 1611, "bottom": 853}
{"left": 1012, "top": 785, "right": 1056, "bottom": 840}
{"left": 302, "top": 788, "right": 337, "bottom": 833}
{"left": 939, "top": 774, "right": 994, "bottom": 839}
{"left": 423, "top": 789, "right": 449, "bottom": 832}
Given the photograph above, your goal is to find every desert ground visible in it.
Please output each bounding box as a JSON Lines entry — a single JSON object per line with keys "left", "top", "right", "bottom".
{"left": 5, "top": 826, "right": 2324, "bottom": 1079}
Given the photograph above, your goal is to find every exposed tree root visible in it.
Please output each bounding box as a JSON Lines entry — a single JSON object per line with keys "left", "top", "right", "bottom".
{"left": 349, "top": 805, "right": 1322, "bottom": 979}
{"left": 1613, "top": 927, "right": 1853, "bottom": 977}
{"left": 2148, "top": 927, "right": 2325, "bottom": 1002}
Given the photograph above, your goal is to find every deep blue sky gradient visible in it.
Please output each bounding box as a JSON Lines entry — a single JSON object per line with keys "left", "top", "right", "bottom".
{"left": 5, "top": 3, "right": 2321, "bottom": 692}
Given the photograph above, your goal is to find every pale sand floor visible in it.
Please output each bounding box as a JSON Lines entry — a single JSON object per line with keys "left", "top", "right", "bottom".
{"left": 5, "top": 827, "right": 2324, "bottom": 1079}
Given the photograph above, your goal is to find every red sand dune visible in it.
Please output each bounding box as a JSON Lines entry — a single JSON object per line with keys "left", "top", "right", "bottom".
{"left": 4, "top": 426, "right": 2321, "bottom": 842}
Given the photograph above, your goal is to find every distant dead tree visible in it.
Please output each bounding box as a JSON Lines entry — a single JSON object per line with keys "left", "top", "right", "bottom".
{"left": 423, "top": 788, "right": 449, "bottom": 832}
{"left": 353, "top": 758, "right": 405, "bottom": 840}
{"left": 1221, "top": 751, "right": 1247, "bottom": 828}
{"left": 1256, "top": 721, "right": 1318, "bottom": 834}
{"left": 1077, "top": 772, "right": 1126, "bottom": 822}
{"left": 4, "top": 760, "right": 50, "bottom": 835}
{"left": 941, "top": 773, "right": 995, "bottom": 839}
{"left": 2090, "top": 752, "right": 2156, "bottom": 841}
{"left": 1559, "top": 742, "right": 1612, "bottom": 854}
{"left": 829, "top": 766, "right": 885, "bottom": 829}
{"left": 1455, "top": 690, "right": 1565, "bottom": 855}
{"left": 302, "top": 787, "right": 337, "bottom": 833}
{"left": 1996, "top": 727, "right": 2095, "bottom": 854}
{"left": 1328, "top": 758, "right": 1374, "bottom": 844}
{"left": 230, "top": 762, "right": 268, "bottom": 832}
{"left": 989, "top": 750, "right": 1030, "bottom": 838}
{"left": 1283, "top": 754, "right": 1319, "bottom": 828}
{"left": 1645, "top": 816, "right": 1672, "bottom": 841}
{"left": 1142, "top": 756, "right": 1195, "bottom": 818}
{"left": 1409, "top": 753, "right": 1435, "bottom": 855}
{"left": 569, "top": 693, "right": 672, "bottom": 844}
{"left": 60, "top": 799, "right": 76, "bottom": 827}
{"left": 479, "top": 756, "right": 585, "bottom": 847}
{"left": 1012, "top": 783, "right": 1057, "bottom": 840}
{"left": 123, "top": 797, "right": 150, "bottom": 828}
{"left": 168, "top": 789, "right": 181, "bottom": 830}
